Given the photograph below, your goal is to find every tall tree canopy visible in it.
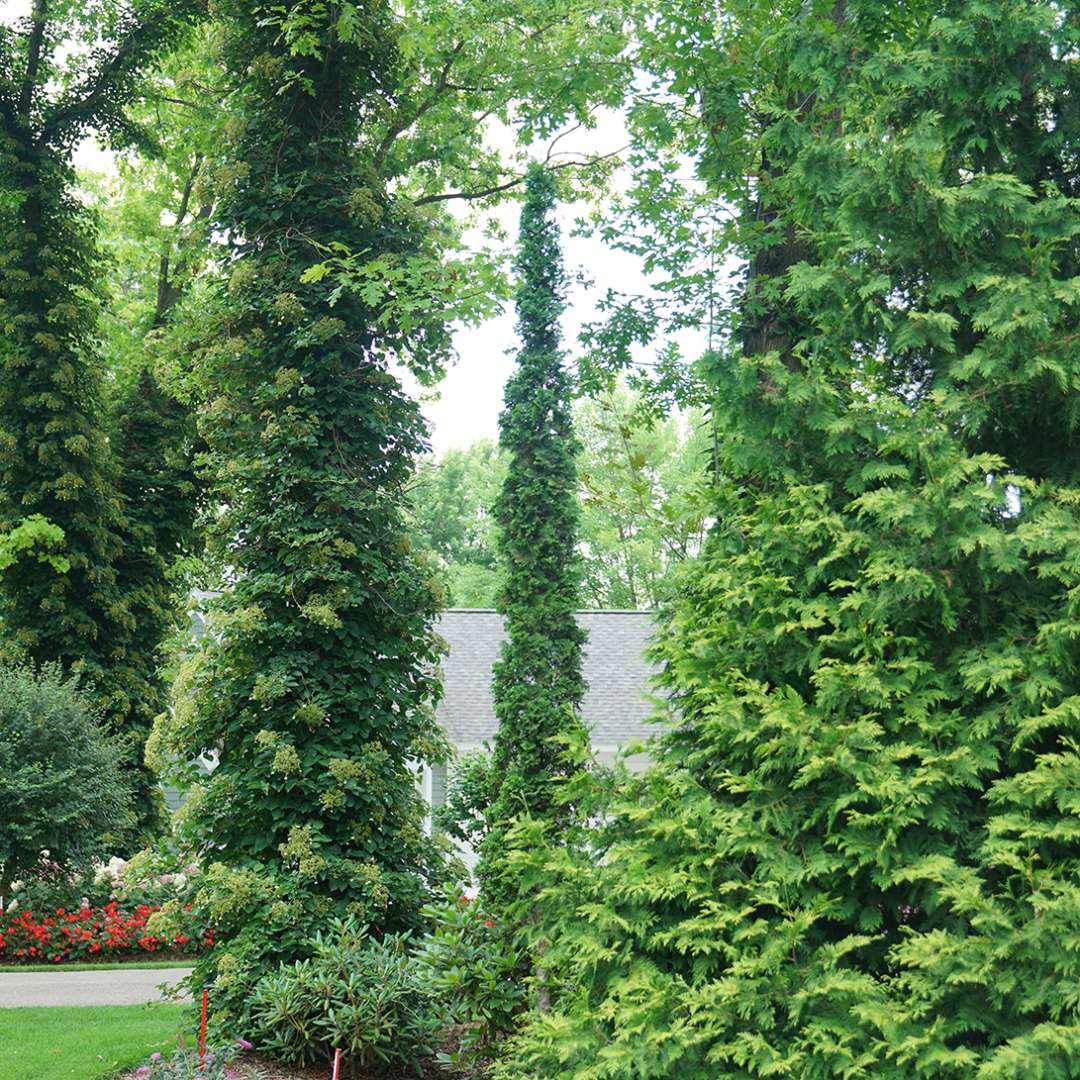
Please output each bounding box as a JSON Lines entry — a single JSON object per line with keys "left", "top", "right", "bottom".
{"left": 479, "top": 165, "right": 588, "bottom": 907}
{"left": 0, "top": 0, "right": 204, "bottom": 838}
{"left": 151, "top": 0, "right": 459, "bottom": 1025}
{"left": 502, "top": 1, "right": 1080, "bottom": 1077}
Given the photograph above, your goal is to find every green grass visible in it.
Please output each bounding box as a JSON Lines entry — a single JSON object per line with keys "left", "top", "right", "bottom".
{"left": 0, "top": 1004, "right": 189, "bottom": 1080}
{"left": 0, "top": 961, "right": 192, "bottom": 974}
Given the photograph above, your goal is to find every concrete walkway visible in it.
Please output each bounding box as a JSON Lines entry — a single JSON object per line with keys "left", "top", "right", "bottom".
{"left": 0, "top": 967, "right": 192, "bottom": 1007}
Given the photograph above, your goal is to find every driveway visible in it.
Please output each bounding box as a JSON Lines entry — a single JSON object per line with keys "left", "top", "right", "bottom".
{"left": 0, "top": 967, "right": 192, "bottom": 1007}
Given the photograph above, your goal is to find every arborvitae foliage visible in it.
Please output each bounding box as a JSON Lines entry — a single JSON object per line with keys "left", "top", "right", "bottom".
{"left": 111, "top": 368, "right": 201, "bottom": 771}
{"left": 501, "top": 2, "right": 1080, "bottom": 1078}
{"left": 152, "top": 0, "right": 450, "bottom": 1026}
{"left": 478, "top": 166, "right": 587, "bottom": 907}
{"left": 0, "top": 1, "right": 202, "bottom": 840}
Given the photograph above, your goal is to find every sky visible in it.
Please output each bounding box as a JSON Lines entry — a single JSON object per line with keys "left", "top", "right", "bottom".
{"left": 413, "top": 112, "right": 661, "bottom": 454}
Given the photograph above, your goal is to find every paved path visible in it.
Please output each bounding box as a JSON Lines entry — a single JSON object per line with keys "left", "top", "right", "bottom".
{"left": 0, "top": 967, "right": 192, "bottom": 1007}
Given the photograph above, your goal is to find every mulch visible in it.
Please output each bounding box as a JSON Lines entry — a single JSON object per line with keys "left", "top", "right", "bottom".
{"left": 117, "top": 1052, "right": 448, "bottom": 1079}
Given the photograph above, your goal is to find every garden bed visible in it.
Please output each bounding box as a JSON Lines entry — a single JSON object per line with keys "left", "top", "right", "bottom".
{"left": 116, "top": 1054, "right": 448, "bottom": 1080}
{"left": 0, "top": 902, "right": 209, "bottom": 965}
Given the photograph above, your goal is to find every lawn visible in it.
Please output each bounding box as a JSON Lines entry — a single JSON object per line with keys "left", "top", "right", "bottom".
{"left": 0, "top": 1004, "right": 189, "bottom": 1080}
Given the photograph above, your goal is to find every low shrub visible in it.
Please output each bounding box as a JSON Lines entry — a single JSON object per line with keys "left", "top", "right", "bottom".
{"left": 250, "top": 918, "right": 440, "bottom": 1075}
{"left": 0, "top": 901, "right": 212, "bottom": 963}
{"left": 417, "top": 886, "right": 527, "bottom": 1071}
{"left": 7, "top": 862, "right": 114, "bottom": 912}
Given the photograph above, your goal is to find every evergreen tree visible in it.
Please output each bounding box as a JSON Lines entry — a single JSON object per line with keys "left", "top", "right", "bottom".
{"left": 479, "top": 165, "right": 587, "bottom": 907}
{"left": 0, "top": 0, "right": 203, "bottom": 839}
{"left": 111, "top": 367, "right": 202, "bottom": 772}
{"left": 502, "top": 1, "right": 1080, "bottom": 1077}
{"left": 151, "top": 0, "right": 450, "bottom": 1025}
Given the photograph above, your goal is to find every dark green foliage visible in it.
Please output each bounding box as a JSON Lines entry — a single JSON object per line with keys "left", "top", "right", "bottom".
{"left": 478, "top": 165, "right": 587, "bottom": 906}
{"left": 499, "top": 2, "right": 1080, "bottom": 1077}
{"left": 152, "top": 0, "right": 449, "bottom": 1026}
{"left": 0, "top": 664, "right": 132, "bottom": 910}
{"left": 250, "top": 919, "right": 441, "bottom": 1073}
{"left": 0, "top": 1, "right": 203, "bottom": 840}
{"left": 111, "top": 367, "right": 202, "bottom": 817}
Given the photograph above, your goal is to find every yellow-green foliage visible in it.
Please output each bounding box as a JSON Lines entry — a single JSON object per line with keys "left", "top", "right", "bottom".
{"left": 501, "top": 2, "right": 1080, "bottom": 1077}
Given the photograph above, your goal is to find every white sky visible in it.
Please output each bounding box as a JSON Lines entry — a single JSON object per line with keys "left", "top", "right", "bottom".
{"left": 416, "top": 112, "right": 663, "bottom": 454}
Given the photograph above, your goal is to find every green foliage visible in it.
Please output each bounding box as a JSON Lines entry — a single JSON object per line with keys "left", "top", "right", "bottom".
{"left": 410, "top": 441, "right": 507, "bottom": 608}
{"left": 0, "top": 664, "right": 132, "bottom": 909}
{"left": 498, "top": 1, "right": 1080, "bottom": 1078}
{"left": 111, "top": 367, "right": 202, "bottom": 786}
{"left": 575, "top": 388, "right": 709, "bottom": 609}
{"left": 0, "top": 0, "right": 205, "bottom": 840}
{"left": 478, "top": 164, "right": 588, "bottom": 907}
{"left": 151, "top": 0, "right": 450, "bottom": 1026}
{"left": 0, "top": 516, "right": 69, "bottom": 575}
{"left": 417, "top": 885, "right": 528, "bottom": 1071}
{"left": 250, "top": 918, "right": 440, "bottom": 1074}
{"left": 434, "top": 749, "right": 496, "bottom": 850}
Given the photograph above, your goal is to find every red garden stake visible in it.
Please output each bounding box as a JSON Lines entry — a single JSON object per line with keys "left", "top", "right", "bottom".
{"left": 332, "top": 1047, "right": 343, "bottom": 1080}
{"left": 199, "top": 988, "right": 208, "bottom": 1072}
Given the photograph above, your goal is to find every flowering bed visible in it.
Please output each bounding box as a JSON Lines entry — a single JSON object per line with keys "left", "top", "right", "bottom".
{"left": 0, "top": 902, "right": 212, "bottom": 964}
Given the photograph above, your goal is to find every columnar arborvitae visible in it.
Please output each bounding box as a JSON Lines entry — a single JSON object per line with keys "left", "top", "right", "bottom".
{"left": 0, "top": 2, "right": 202, "bottom": 840}
{"left": 479, "top": 165, "right": 587, "bottom": 906}
{"left": 156, "top": 0, "right": 448, "bottom": 1024}
{"left": 111, "top": 367, "right": 202, "bottom": 762}
{"left": 503, "top": 2, "right": 1080, "bottom": 1077}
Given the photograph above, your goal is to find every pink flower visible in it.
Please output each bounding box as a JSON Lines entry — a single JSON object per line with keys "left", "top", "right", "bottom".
{"left": 150, "top": 1052, "right": 161, "bottom": 1060}
{"left": 236, "top": 1038, "right": 253, "bottom": 1050}
{"left": 136, "top": 1069, "right": 149, "bottom": 1076}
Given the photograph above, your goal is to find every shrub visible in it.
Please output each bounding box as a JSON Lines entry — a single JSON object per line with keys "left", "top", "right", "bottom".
{"left": 250, "top": 918, "right": 440, "bottom": 1075}
{"left": 7, "top": 861, "right": 114, "bottom": 912}
{"left": 416, "top": 885, "right": 528, "bottom": 1071}
{"left": 0, "top": 664, "right": 133, "bottom": 910}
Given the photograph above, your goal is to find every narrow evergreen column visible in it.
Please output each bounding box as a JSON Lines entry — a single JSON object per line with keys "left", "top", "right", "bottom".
{"left": 480, "top": 165, "right": 587, "bottom": 907}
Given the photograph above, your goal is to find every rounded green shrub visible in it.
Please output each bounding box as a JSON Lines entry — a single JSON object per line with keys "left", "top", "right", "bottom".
{"left": 0, "top": 665, "right": 132, "bottom": 910}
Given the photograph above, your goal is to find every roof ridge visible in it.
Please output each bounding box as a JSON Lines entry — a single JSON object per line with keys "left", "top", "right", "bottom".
{"left": 443, "top": 608, "right": 655, "bottom": 615}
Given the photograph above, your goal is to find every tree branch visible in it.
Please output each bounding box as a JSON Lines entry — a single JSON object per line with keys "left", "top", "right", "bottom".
{"left": 18, "top": 0, "right": 48, "bottom": 121}
{"left": 411, "top": 146, "right": 626, "bottom": 207}
{"left": 374, "top": 40, "right": 466, "bottom": 173}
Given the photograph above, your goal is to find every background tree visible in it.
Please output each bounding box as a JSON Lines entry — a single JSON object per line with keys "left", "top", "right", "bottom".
{"left": 502, "top": 1, "right": 1080, "bottom": 1077}
{"left": 478, "top": 164, "right": 588, "bottom": 907}
{"left": 409, "top": 440, "right": 506, "bottom": 608}
{"left": 0, "top": 0, "right": 203, "bottom": 839}
{"left": 409, "top": 389, "right": 708, "bottom": 612}
{"left": 576, "top": 388, "right": 709, "bottom": 609}
{"left": 0, "top": 664, "right": 132, "bottom": 911}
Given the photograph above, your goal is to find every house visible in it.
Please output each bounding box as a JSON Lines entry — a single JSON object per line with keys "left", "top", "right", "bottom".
{"left": 422, "top": 608, "right": 661, "bottom": 810}
{"left": 172, "top": 605, "right": 661, "bottom": 813}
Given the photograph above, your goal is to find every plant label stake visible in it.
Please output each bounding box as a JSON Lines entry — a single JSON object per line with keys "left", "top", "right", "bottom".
{"left": 199, "top": 988, "right": 208, "bottom": 1071}
{"left": 332, "top": 1047, "right": 343, "bottom": 1080}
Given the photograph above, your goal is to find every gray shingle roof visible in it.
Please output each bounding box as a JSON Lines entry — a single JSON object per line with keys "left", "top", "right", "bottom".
{"left": 434, "top": 609, "right": 660, "bottom": 751}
